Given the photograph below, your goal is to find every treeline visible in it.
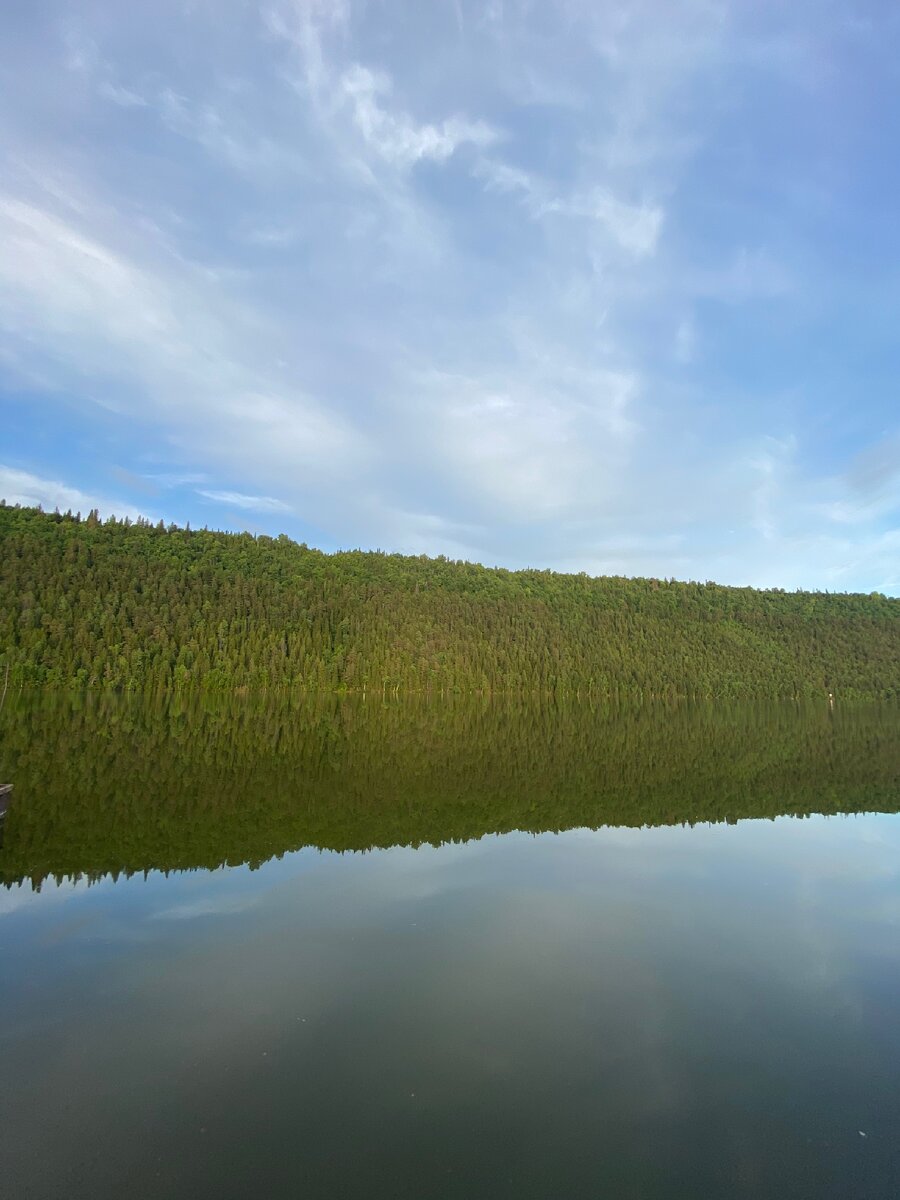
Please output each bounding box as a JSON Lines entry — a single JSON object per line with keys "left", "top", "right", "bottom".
{"left": 2, "top": 692, "right": 898, "bottom": 887}
{"left": 1, "top": 502, "right": 898, "bottom": 697}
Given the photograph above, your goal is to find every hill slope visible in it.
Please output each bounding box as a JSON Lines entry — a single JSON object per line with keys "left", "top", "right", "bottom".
{"left": 1, "top": 503, "right": 898, "bottom": 697}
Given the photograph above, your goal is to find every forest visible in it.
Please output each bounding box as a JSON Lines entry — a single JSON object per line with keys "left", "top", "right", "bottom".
{"left": 1, "top": 502, "right": 898, "bottom": 697}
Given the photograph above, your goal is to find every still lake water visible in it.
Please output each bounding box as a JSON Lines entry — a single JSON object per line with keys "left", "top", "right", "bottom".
{"left": 1, "top": 694, "right": 900, "bottom": 1198}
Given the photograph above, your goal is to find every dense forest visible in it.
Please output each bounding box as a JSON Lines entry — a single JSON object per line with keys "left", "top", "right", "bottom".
{"left": 2, "top": 691, "right": 898, "bottom": 887}
{"left": 1, "top": 502, "right": 898, "bottom": 697}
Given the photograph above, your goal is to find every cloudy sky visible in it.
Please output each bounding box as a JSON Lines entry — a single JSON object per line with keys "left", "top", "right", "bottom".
{"left": 1, "top": 0, "right": 898, "bottom": 592}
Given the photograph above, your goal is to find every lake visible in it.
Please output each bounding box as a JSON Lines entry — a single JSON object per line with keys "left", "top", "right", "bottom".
{"left": 1, "top": 694, "right": 899, "bottom": 1198}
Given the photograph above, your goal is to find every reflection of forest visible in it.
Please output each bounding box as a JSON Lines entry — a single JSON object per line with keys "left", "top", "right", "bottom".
{"left": 1, "top": 693, "right": 898, "bottom": 888}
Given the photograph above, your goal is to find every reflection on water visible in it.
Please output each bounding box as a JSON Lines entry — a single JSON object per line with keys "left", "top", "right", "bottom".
{"left": 1, "top": 696, "right": 899, "bottom": 1199}
{"left": 0, "top": 693, "right": 898, "bottom": 884}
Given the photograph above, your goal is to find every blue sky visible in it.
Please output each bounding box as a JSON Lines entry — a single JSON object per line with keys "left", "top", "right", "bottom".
{"left": 1, "top": 0, "right": 898, "bottom": 592}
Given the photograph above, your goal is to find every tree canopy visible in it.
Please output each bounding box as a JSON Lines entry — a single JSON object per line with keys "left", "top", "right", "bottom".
{"left": 1, "top": 502, "right": 898, "bottom": 698}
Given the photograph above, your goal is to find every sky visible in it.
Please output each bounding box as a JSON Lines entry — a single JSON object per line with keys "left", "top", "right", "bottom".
{"left": 1, "top": 0, "right": 899, "bottom": 593}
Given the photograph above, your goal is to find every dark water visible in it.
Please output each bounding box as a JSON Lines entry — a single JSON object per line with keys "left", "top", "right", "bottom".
{"left": 1, "top": 695, "right": 900, "bottom": 1198}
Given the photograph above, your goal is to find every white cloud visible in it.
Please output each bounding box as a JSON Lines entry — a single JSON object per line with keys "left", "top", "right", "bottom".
{"left": 0, "top": 188, "right": 365, "bottom": 515}
{"left": 267, "top": 2, "right": 497, "bottom": 178}
{"left": 476, "top": 158, "right": 663, "bottom": 256}
{"left": 60, "top": 22, "right": 100, "bottom": 75}
{"left": 746, "top": 436, "right": 796, "bottom": 542}
{"left": 0, "top": 465, "right": 146, "bottom": 521}
{"left": 147, "top": 471, "right": 211, "bottom": 488}
{"left": 155, "top": 88, "right": 303, "bottom": 176}
{"left": 340, "top": 64, "right": 498, "bottom": 166}
{"left": 197, "top": 489, "right": 293, "bottom": 513}
{"left": 98, "top": 81, "right": 147, "bottom": 108}
{"left": 0, "top": 0, "right": 894, "bottom": 594}
{"left": 75, "top": 33, "right": 305, "bottom": 180}
{"left": 240, "top": 225, "right": 300, "bottom": 247}
{"left": 398, "top": 362, "right": 639, "bottom": 523}
{"left": 152, "top": 894, "right": 259, "bottom": 920}
{"left": 262, "top": 0, "right": 351, "bottom": 99}
{"left": 553, "top": 188, "right": 664, "bottom": 257}
{"left": 0, "top": 195, "right": 182, "bottom": 358}
{"left": 0, "top": 878, "right": 82, "bottom": 914}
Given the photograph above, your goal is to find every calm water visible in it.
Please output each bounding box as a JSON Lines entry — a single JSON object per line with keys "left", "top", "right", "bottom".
{"left": 1, "top": 695, "right": 900, "bottom": 1198}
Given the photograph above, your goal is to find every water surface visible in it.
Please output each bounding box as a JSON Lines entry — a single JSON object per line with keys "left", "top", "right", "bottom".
{"left": 1, "top": 696, "right": 899, "bottom": 1198}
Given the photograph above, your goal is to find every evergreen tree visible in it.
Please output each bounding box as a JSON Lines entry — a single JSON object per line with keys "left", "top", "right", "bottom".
{"left": 0, "top": 502, "right": 898, "bottom": 699}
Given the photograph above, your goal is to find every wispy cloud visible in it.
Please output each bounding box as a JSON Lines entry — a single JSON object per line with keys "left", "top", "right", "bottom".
{"left": 197, "top": 490, "right": 292, "bottom": 513}
{"left": 0, "top": 0, "right": 897, "bottom": 592}
{"left": 151, "top": 894, "right": 259, "bottom": 921}
{"left": 0, "top": 185, "right": 365, "bottom": 525}
{"left": 155, "top": 88, "right": 304, "bottom": 177}
{"left": 98, "top": 80, "right": 147, "bottom": 108}
{"left": 477, "top": 158, "right": 664, "bottom": 256}
{"left": 145, "top": 471, "right": 211, "bottom": 489}
{"left": 340, "top": 65, "right": 499, "bottom": 166}
{"left": 0, "top": 465, "right": 146, "bottom": 521}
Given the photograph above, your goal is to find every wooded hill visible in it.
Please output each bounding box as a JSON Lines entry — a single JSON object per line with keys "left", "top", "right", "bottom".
{"left": 1, "top": 502, "right": 898, "bottom": 697}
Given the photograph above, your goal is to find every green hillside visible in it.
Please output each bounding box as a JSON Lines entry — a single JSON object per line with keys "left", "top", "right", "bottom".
{"left": 1, "top": 502, "right": 898, "bottom": 697}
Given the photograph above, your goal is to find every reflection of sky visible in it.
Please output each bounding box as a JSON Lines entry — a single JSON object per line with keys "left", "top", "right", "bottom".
{"left": 3, "top": 816, "right": 900, "bottom": 1198}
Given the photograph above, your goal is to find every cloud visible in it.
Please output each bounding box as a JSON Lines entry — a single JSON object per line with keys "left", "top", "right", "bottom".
{"left": 0, "top": 187, "right": 365, "bottom": 520}
{"left": 395, "top": 361, "right": 639, "bottom": 525}
{"left": 98, "top": 81, "right": 147, "bottom": 108}
{"left": 476, "top": 158, "right": 664, "bottom": 256}
{"left": 340, "top": 64, "right": 499, "bottom": 166}
{"left": 0, "top": 0, "right": 896, "bottom": 593}
{"left": 550, "top": 188, "right": 664, "bottom": 257}
{"left": 0, "top": 465, "right": 146, "bottom": 521}
{"left": 155, "top": 88, "right": 304, "bottom": 177}
{"left": 262, "top": 0, "right": 351, "bottom": 99}
{"left": 151, "top": 894, "right": 259, "bottom": 920}
{"left": 743, "top": 435, "right": 795, "bottom": 541}
{"left": 146, "top": 471, "right": 211, "bottom": 489}
{"left": 197, "top": 490, "right": 293, "bottom": 513}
